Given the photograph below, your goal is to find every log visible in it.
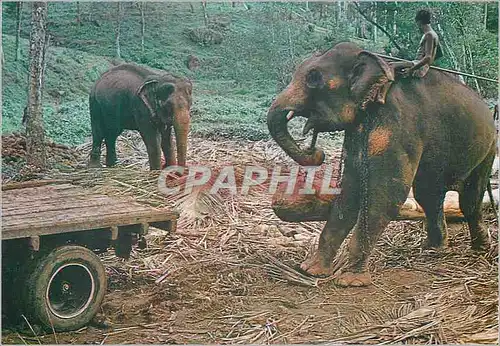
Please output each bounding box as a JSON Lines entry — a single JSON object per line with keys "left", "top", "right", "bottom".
{"left": 272, "top": 188, "right": 498, "bottom": 223}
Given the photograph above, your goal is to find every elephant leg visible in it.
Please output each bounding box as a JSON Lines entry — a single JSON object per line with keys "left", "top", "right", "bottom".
{"left": 104, "top": 135, "right": 119, "bottom": 167}
{"left": 413, "top": 172, "right": 447, "bottom": 248}
{"left": 335, "top": 148, "right": 417, "bottom": 287}
{"left": 300, "top": 161, "right": 360, "bottom": 277}
{"left": 89, "top": 100, "right": 104, "bottom": 168}
{"left": 140, "top": 130, "right": 162, "bottom": 170}
{"left": 161, "top": 125, "right": 177, "bottom": 168}
{"left": 459, "top": 153, "right": 494, "bottom": 251}
{"left": 173, "top": 110, "right": 190, "bottom": 167}
{"left": 89, "top": 134, "right": 103, "bottom": 168}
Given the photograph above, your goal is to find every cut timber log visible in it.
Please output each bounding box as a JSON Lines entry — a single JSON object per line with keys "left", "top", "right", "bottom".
{"left": 272, "top": 189, "right": 498, "bottom": 223}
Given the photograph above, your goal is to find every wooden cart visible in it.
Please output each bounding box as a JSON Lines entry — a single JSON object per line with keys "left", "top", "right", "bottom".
{"left": 2, "top": 180, "right": 178, "bottom": 332}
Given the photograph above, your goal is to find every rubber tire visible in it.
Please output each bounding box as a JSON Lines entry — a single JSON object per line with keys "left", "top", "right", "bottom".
{"left": 24, "top": 245, "right": 107, "bottom": 332}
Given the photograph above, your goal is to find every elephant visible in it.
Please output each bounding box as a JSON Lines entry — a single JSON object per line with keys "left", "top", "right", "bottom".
{"left": 88, "top": 63, "right": 193, "bottom": 170}
{"left": 267, "top": 42, "right": 496, "bottom": 287}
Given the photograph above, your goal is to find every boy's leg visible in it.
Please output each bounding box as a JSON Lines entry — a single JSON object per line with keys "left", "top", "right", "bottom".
{"left": 390, "top": 61, "right": 415, "bottom": 74}
{"left": 376, "top": 61, "right": 417, "bottom": 104}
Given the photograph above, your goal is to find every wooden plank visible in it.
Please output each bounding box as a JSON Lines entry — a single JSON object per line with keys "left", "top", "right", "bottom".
{"left": 29, "top": 236, "right": 40, "bottom": 251}
{"left": 3, "top": 187, "right": 87, "bottom": 200}
{"left": 2, "top": 190, "right": 143, "bottom": 205}
{"left": 3, "top": 183, "right": 75, "bottom": 194}
{"left": 2, "top": 181, "right": 179, "bottom": 240}
{"left": 3, "top": 204, "right": 168, "bottom": 228}
{"left": 2, "top": 210, "right": 178, "bottom": 240}
{"left": 2, "top": 197, "right": 148, "bottom": 217}
{"left": 3, "top": 195, "right": 119, "bottom": 213}
{"left": 2, "top": 180, "right": 72, "bottom": 191}
{"left": 3, "top": 190, "right": 90, "bottom": 204}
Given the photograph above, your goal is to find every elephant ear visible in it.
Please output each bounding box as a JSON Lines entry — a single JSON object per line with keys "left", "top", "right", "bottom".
{"left": 156, "top": 82, "right": 175, "bottom": 101}
{"left": 349, "top": 51, "right": 394, "bottom": 111}
{"left": 137, "top": 78, "right": 159, "bottom": 120}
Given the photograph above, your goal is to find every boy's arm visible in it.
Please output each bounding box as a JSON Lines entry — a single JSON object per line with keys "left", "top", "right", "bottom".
{"left": 409, "top": 33, "right": 436, "bottom": 71}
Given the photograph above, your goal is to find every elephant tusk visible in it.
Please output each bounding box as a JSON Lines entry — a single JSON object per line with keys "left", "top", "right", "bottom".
{"left": 310, "top": 131, "right": 318, "bottom": 149}
{"left": 302, "top": 118, "right": 314, "bottom": 136}
{"left": 286, "top": 110, "right": 295, "bottom": 121}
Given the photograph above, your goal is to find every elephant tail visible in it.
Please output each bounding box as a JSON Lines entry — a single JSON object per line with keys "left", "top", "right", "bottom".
{"left": 89, "top": 92, "right": 105, "bottom": 141}
{"left": 487, "top": 180, "right": 497, "bottom": 215}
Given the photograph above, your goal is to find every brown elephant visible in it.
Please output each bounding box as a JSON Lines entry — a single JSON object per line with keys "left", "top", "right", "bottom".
{"left": 267, "top": 42, "right": 496, "bottom": 287}
{"left": 88, "top": 63, "right": 192, "bottom": 170}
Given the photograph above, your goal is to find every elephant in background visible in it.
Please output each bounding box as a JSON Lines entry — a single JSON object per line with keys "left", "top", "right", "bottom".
{"left": 88, "top": 63, "right": 192, "bottom": 170}
{"left": 267, "top": 42, "right": 496, "bottom": 287}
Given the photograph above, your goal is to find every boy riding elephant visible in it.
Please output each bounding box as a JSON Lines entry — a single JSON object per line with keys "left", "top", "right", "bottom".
{"left": 377, "top": 9, "right": 445, "bottom": 104}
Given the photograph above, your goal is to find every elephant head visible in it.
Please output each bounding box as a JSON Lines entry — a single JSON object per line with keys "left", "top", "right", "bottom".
{"left": 267, "top": 42, "right": 394, "bottom": 166}
{"left": 137, "top": 74, "right": 193, "bottom": 166}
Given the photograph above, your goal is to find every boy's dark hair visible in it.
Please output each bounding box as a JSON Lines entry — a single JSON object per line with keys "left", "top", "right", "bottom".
{"left": 415, "top": 9, "right": 431, "bottom": 24}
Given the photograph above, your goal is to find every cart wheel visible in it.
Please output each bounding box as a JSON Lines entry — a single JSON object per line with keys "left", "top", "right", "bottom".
{"left": 24, "top": 245, "right": 107, "bottom": 332}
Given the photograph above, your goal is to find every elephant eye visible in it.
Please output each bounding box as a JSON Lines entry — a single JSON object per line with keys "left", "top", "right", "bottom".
{"left": 306, "top": 69, "right": 324, "bottom": 89}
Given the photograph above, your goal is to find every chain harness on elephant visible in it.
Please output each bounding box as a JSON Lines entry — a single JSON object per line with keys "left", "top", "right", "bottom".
{"left": 306, "top": 105, "right": 376, "bottom": 251}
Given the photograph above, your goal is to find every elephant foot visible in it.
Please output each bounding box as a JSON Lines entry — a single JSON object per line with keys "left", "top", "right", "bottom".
{"left": 88, "top": 160, "right": 102, "bottom": 168}
{"left": 423, "top": 239, "right": 447, "bottom": 250}
{"left": 105, "top": 158, "right": 118, "bottom": 168}
{"left": 334, "top": 271, "right": 372, "bottom": 287}
{"left": 299, "top": 252, "right": 334, "bottom": 277}
{"left": 471, "top": 236, "right": 490, "bottom": 253}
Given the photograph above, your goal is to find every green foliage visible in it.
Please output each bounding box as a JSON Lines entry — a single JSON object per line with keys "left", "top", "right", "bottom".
{"left": 44, "top": 99, "right": 91, "bottom": 146}
{"left": 190, "top": 93, "right": 271, "bottom": 141}
{"left": 2, "top": 2, "right": 497, "bottom": 147}
{"left": 355, "top": 2, "right": 498, "bottom": 97}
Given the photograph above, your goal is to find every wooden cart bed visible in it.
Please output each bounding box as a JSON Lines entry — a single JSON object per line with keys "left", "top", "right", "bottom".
{"left": 2, "top": 182, "right": 178, "bottom": 240}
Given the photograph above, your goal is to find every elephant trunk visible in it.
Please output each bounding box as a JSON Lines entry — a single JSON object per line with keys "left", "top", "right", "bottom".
{"left": 173, "top": 109, "right": 190, "bottom": 167}
{"left": 267, "top": 107, "right": 325, "bottom": 167}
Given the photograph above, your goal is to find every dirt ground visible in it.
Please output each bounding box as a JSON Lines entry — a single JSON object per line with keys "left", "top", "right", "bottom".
{"left": 2, "top": 132, "right": 498, "bottom": 344}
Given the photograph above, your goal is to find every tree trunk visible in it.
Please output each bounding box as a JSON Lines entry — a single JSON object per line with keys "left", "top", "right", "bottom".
{"left": 465, "top": 43, "right": 482, "bottom": 94}
{"left": 336, "top": 1, "right": 342, "bottom": 25}
{"left": 372, "top": 3, "right": 378, "bottom": 42}
{"left": 202, "top": 1, "right": 208, "bottom": 27}
{"left": 15, "top": 2, "right": 23, "bottom": 61}
{"left": 461, "top": 44, "right": 467, "bottom": 75}
{"left": 76, "top": 2, "right": 81, "bottom": 25}
{"left": 319, "top": 4, "right": 325, "bottom": 19}
{"left": 383, "top": 7, "right": 388, "bottom": 33}
{"left": 436, "top": 23, "right": 459, "bottom": 70}
{"left": 115, "top": 2, "right": 122, "bottom": 58}
{"left": 484, "top": 3, "right": 488, "bottom": 30}
{"left": 88, "top": 2, "right": 93, "bottom": 22}
{"left": 26, "top": 2, "right": 49, "bottom": 170}
{"left": 457, "top": 16, "right": 482, "bottom": 94}
{"left": 139, "top": 2, "right": 145, "bottom": 56}
{"left": 392, "top": 9, "right": 397, "bottom": 36}
{"left": 272, "top": 189, "right": 496, "bottom": 223}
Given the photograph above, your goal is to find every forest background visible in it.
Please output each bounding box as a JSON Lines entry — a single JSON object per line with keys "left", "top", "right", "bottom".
{"left": 2, "top": 2, "right": 498, "bottom": 146}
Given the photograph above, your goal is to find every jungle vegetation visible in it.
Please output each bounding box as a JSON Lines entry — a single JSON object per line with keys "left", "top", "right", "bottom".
{"left": 2, "top": 2, "right": 498, "bottom": 146}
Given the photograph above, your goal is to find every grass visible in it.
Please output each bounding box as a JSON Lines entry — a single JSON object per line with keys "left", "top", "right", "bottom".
{"left": 2, "top": 2, "right": 383, "bottom": 145}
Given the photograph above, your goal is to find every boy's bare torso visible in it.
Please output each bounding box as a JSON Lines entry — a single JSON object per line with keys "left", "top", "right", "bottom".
{"left": 413, "top": 29, "right": 439, "bottom": 77}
